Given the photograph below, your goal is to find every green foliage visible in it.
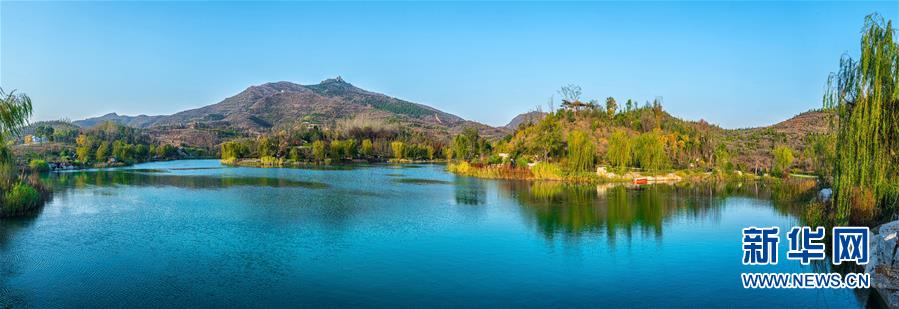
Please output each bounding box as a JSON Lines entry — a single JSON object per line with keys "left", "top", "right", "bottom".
{"left": 76, "top": 134, "right": 94, "bottom": 163}
{"left": 0, "top": 88, "right": 33, "bottom": 136}
{"left": 221, "top": 141, "right": 249, "bottom": 161}
{"left": 452, "top": 127, "right": 480, "bottom": 161}
{"left": 566, "top": 131, "right": 595, "bottom": 172}
{"left": 289, "top": 147, "right": 301, "bottom": 162}
{"left": 391, "top": 141, "right": 405, "bottom": 159}
{"left": 633, "top": 132, "right": 668, "bottom": 170}
{"left": 95, "top": 142, "right": 110, "bottom": 162}
{"left": 28, "top": 159, "right": 49, "bottom": 172}
{"left": 772, "top": 145, "right": 794, "bottom": 177}
{"left": 2, "top": 182, "right": 41, "bottom": 215}
{"left": 530, "top": 114, "right": 564, "bottom": 160}
{"left": 156, "top": 144, "right": 177, "bottom": 159}
{"left": 804, "top": 133, "right": 836, "bottom": 179}
{"left": 714, "top": 144, "right": 731, "bottom": 171}
{"left": 824, "top": 14, "right": 899, "bottom": 223}
{"left": 605, "top": 97, "right": 617, "bottom": 117}
{"left": 531, "top": 162, "right": 563, "bottom": 180}
{"left": 312, "top": 140, "right": 327, "bottom": 162}
{"left": 257, "top": 136, "right": 276, "bottom": 158}
{"left": 607, "top": 130, "right": 632, "bottom": 169}
{"left": 361, "top": 139, "right": 373, "bottom": 157}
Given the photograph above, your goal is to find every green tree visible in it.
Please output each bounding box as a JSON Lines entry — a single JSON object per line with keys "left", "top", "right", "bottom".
{"left": 605, "top": 97, "right": 617, "bottom": 118}
{"left": 824, "top": 14, "right": 899, "bottom": 223}
{"left": 714, "top": 144, "right": 731, "bottom": 171}
{"left": 607, "top": 130, "right": 632, "bottom": 169}
{"left": 772, "top": 145, "right": 794, "bottom": 177}
{"left": 257, "top": 136, "right": 275, "bottom": 158}
{"left": 633, "top": 132, "right": 668, "bottom": 170}
{"left": 343, "top": 139, "right": 356, "bottom": 158}
{"left": 221, "top": 141, "right": 248, "bottom": 161}
{"left": 330, "top": 140, "right": 343, "bottom": 160}
{"left": 75, "top": 134, "right": 94, "bottom": 163}
{"left": 361, "top": 139, "right": 373, "bottom": 158}
{"left": 289, "top": 147, "right": 301, "bottom": 162}
{"left": 312, "top": 140, "right": 326, "bottom": 162}
{"left": 391, "top": 141, "right": 406, "bottom": 159}
{"left": 95, "top": 142, "right": 110, "bottom": 162}
{"left": 0, "top": 88, "right": 33, "bottom": 136}
{"left": 567, "top": 131, "right": 595, "bottom": 172}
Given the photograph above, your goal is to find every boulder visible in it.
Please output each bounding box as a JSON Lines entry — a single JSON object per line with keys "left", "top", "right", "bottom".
{"left": 867, "top": 221, "right": 899, "bottom": 307}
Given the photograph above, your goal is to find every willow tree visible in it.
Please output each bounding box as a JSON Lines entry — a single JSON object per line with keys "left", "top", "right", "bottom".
{"left": 566, "top": 131, "right": 595, "bottom": 172}
{"left": 0, "top": 88, "right": 33, "bottom": 137}
{"left": 0, "top": 88, "right": 33, "bottom": 188}
{"left": 825, "top": 14, "right": 899, "bottom": 223}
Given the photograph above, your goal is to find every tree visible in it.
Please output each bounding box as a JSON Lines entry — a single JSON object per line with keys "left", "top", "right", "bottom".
{"left": 558, "top": 84, "right": 582, "bottom": 104}
{"left": 0, "top": 88, "right": 33, "bottom": 137}
{"left": 824, "top": 14, "right": 899, "bottom": 223}
{"left": 289, "top": 147, "right": 301, "bottom": 162}
{"left": 605, "top": 97, "right": 618, "bottom": 118}
{"left": 634, "top": 132, "right": 668, "bottom": 170}
{"left": 714, "top": 144, "right": 731, "bottom": 171}
{"left": 329, "top": 140, "right": 343, "bottom": 160}
{"left": 805, "top": 133, "right": 835, "bottom": 179}
{"left": 221, "top": 141, "right": 248, "bottom": 161}
{"left": 95, "top": 142, "right": 110, "bottom": 162}
{"left": 772, "top": 145, "right": 794, "bottom": 177}
{"left": 156, "top": 144, "right": 176, "bottom": 159}
{"left": 257, "top": 136, "right": 275, "bottom": 158}
{"left": 35, "top": 125, "right": 54, "bottom": 140}
{"left": 567, "top": 131, "right": 595, "bottom": 172}
{"left": 391, "top": 141, "right": 406, "bottom": 159}
{"left": 343, "top": 139, "right": 356, "bottom": 158}
{"left": 361, "top": 139, "right": 373, "bottom": 158}
{"left": 112, "top": 140, "right": 132, "bottom": 163}
{"left": 312, "top": 140, "right": 326, "bottom": 162}
{"left": 607, "top": 130, "right": 632, "bottom": 169}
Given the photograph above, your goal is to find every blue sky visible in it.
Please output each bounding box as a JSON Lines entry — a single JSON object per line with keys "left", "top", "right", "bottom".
{"left": 2, "top": 1, "right": 897, "bottom": 128}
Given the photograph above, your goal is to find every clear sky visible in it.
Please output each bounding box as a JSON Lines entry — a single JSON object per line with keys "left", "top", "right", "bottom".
{"left": 2, "top": 1, "right": 897, "bottom": 128}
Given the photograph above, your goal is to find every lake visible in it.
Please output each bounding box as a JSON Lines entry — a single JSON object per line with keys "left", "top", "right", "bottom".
{"left": 0, "top": 160, "right": 872, "bottom": 307}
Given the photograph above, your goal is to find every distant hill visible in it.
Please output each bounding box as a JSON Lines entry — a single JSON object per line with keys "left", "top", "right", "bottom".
{"left": 74, "top": 77, "right": 509, "bottom": 146}
{"left": 724, "top": 110, "right": 833, "bottom": 172}
{"left": 505, "top": 111, "right": 547, "bottom": 129}
{"left": 74, "top": 113, "right": 165, "bottom": 128}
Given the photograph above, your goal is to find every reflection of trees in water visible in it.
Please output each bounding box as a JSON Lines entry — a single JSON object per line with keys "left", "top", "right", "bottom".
{"left": 454, "top": 176, "right": 487, "bottom": 205}
{"left": 503, "top": 180, "right": 822, "bottom": 243}
{"left": 44, "top": 170, "right": 328, "bottom": 191}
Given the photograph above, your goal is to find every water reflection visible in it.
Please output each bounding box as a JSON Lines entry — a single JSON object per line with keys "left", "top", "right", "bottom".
{"left": 45, "top": 170, "right": 328, "bottom": 190}
{"left": 454, "top": 176, "right": 487, "bottom": 205}
{"left": 500, "top": 180, "right": 820, "bottom": 242}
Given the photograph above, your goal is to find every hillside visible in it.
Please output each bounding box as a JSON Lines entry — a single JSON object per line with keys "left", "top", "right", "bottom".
{"left": 494, "top": 102, "right": 833, "bottom": 174}
{"left": 75, "top": 77, "right": 508, "bottom": 146}
{"left": 722, "top": 110, "right": 833, "bottom": 173}
{"left": 505, "top": 111, "right": 547, "bottom": 129}
{"left": 73, "top": 113, "right": 165, "bottom": 128}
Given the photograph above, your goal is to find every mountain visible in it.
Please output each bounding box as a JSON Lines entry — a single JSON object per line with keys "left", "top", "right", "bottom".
{"left": 724, "top": 110, "right": 833, "bottom": 172}
{"left": 74, "top": 113, "right": 165, "bottom": 128}
{"left": 505, "top": 111, "right": 547, "bottom": 129}
{"left": 75, "top": 77, "right": 509, "bottom": 146}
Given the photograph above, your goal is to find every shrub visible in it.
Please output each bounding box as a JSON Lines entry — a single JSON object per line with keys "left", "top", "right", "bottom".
{"left": 531, "top": 162, "right": 563, "bottom": 180}
{"left": 28, "top": 159, "right": 50, "bottom": 172}
{"left": 2, "top": 182, "right": 42, "bottom": 216}
{"left": 772, "top": 145, "right": 794, "bottom": 177}
{"left": 260, "top": 156, "right": 281, "bottom": 167}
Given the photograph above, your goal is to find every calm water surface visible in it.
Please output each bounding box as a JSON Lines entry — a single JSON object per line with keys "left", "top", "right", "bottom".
{"left": 0, "top": 160, "right": 870, "bottom": 307}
